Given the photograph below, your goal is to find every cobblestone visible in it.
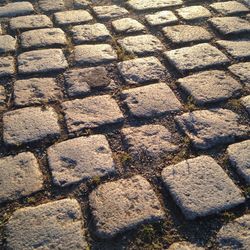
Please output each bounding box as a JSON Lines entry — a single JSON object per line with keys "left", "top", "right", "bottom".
{"left": 93, "top": 5, "right": 129, "bottom": 20}
{"left": 0, "top": 35, "right": 16, "bottom": 53}
{"left": 112, "top": 18, "right": 145, "bottom": 34}
{"left": 0, "top": 56, "right": 15, "bottom": 77}
{"left": 176, "top": 6, "right": 212, "bottom": 21}
{"left": 229, "top": 62, "right": 250, "bottom": 87}
{"left": 0, "top": 2, "right": 34, "bottom": 18}
{"left": 168, "top": 242, "right": 205, "bottom": 250}
{"left": 145, "top": 10, "right": 178, "bottom": 26}
{"left": 241, "top": 95, "right": 250, "bottom": 114}
{"left": 0, "top": 85, "right": 5, "bottom": 106}
{"left": 38, "top": 0, "right": 65, "bottom": 12}
{"left": 74, "top": 0, "right": 90, "bottom": 8}
{"left": 210, "top": 1, "right": 249, "bottom": 15}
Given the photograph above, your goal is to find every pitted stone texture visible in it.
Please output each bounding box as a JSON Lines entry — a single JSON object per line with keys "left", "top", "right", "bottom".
{"left": 3, "top": 106, "right": 60, "bottom": 146}
{"left": 229, "top": 62, "right": 250, "bottom": 87}
{"left": 18, "top": 49, "right": 68, "bottom": 74}
{"left": 241, "top": 95, "right": 250, "bottom": 114}
{"left": 163, "top": 25, "right": 212, "bottom": 45}
{"left": 122, "top": 125, "right": 178, "bottom": 159}
{"left": 145, "top": 11, "right": 178, "bottom": 26}
{"left": 0, "top": 152, "right": 43, "bottom": 204}
{"left": 0, "top": 85, "right": 5, "bottom": 106}
{"left": 74, "top": 44, "right": 117, "bottom": 65}
{"left": 47, "top": 135, "right": 115, "bottom": 187}
{"left": 10, "top": 15, "right": 53, "bottom": 31}
{"left": 0, "top": 2, "right": 34, "bottom": 18}
{"left": 71, "top": 23, "right": 111, "bottom": 44}
{"left": 176, "top": 109, "right": 248, "bottom": 150}
{"left": 89, "top": 175, "right": 165, "bottom": 239}
{"left": 118, "top": 56, "right": 165, "bottom": 84}
{"left": 0, "top": 57, "right": 15, "bottom": 77}
{"left": 168, "top": 242, "right": 205, "bottom": 250}
{"left": 122, "top": 83, "right": 182, "bottom": 118}
{"left": 162, "top": 156, "right": 245, "bottom": 220}
{"left": 38, "top": 0, "right": 65, "bottom": 12}
{"left": 216, "top": 214, "right": 250, "bottom": 250}
{"left": 127, "top": 0, "right": 183, "bottom": 11}
{"left": 118, "top": 35, "right": 165, "bottom": 56}
{"left": 21, "top": 28, "right": 67, "bottom": 49}
{"left": 164, "top": 43, "right": 229, "bottom": 73}
{"left": 5, "top": 199, "right": 87, "bottom": 250}
{"left": 62, "top": 95, "right": 124, "bottom": 132}
{"left": 216, "top": 40, "right": 250, "bottom": 59}
{"left": 93, "top": 5, "right": 129, "bottom": 20}
{"left": 54, "top": 10, "right": 93, "bottom": 25}
{"left": 14, "top": 78, "right": 63, "bottom": 107}
{"left": 227, "top": 140, "right": 250, "bottom": 184}
{"left": 112, "top": 18, "right": 145, "bottom": 34}
{"left": 0, "top": 35, "right": 16, "bottom": 53}
{"left": 74, "top": 0, "right": 90, "bottom": 8}
{"left": 177, "top": 6, "right": 212, "bottom": 21}
{"left": 177, "top": 70, "right": 242, "bottom": 105}
{"left": 210, "top": 1, "right": 249, "bottom": 15}
{"left": 209, "top": 17, "right": 250, "bottom": 36}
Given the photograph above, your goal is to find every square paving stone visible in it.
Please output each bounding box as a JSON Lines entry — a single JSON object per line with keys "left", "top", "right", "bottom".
{"left": 74, "top": 44, "right": 117, "bottom": 65}
{"left": 0, "top": 152, "right": 43, "bottom": 204}
{"left": 162, "top": 25, "right": 213, "bottom": 45}
{"left": 122, "top": 83, "right": 182, "bottom": 118}
{"left": 71, "top": 23, "right": 111, "bottom": 44}
{"left": 20, "top": 28, "right": 67, "bottom": 49}
{"left": 209, "top": 17, "right": 250, "bottom": 36}
{"left": 89, "top": 175, "right": 165, "bottom": 239}
{"left": 122, "top": 125, "right": 179, "bottom": 159}
{"left": 177, "top": 6, "right": 212, "bottom": 21}
{"left": 177, "top": 70, "right": 242, "bottom": 105}
{"left": 175, "top": 109, "right": 249, "bottom": 150}
{"left": 164, "top": 43, "right": 229, "bottom": 73}
{"left": 112, "top": 18, "right": 145, "bottom": 34}
{"left": 74, "top": 0, "right": 90, "bottom": 8}
{"left": 18, "top": 49, "right": 68, "bottom": 74}
{"left": 14, "top": 78, "right": 63, "bottom": 107}
{"left": 0, "top": 35, "right": 16, "bottom": 53}
{"left": 145, "top": 11, "right": 178, "bottom": 26}
{"left": 62, "top": 95, "right": 124, "bottom": 132}
{"left": 241, "top": 95, "right": 250, "bottom": 114}
{"left": 229, "top": 62, "right": 250, "bottom": 87}
{"left": 0, "top": 2, "right": 34, "bottom": 18}
{"left": 10, "top": 15, "right": 53, "bottom": 31}
{"left": 54, "top": 10, "right": 93, "bottom": 25}
{"left": 5, "top": 199, "right": 87, "bottom": 250}
{"left": 162, "top": 155, "right": 245, "bottom": 220}
{"left": 38, "top": 0, "right": 65, "bottom": 12}
{"left": 169, "top": 242, "right": 204, "bottom": 250}
{"left": 3, "top": 106, "right": 61, "bottom": 146}
{"left": 93, "top": 5, "right": 129, "bottom": 20}
{"left": 47, "top": 135, "right": 115, "bottom": 187}
{"left": 118, "top": 34, "right": 165, "bottom": 56}
{"left": 227, "top": 140, "right": 250, "bottom": 184}
{"left": 0, "top": 56, "right": 15, "bottom": 77}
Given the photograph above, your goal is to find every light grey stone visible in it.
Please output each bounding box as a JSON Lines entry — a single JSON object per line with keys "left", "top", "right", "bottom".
{"left": 229, "top": 62, "right": 250, "bottom": 87}
{"left": 241, "top": 95, "right": 250, "bottom": 114}
{"left": 210, "top": 1, "right": 249, "bottom": 15}
{"left": 14, "top": 78, "right": 63, "bottom": 107}
{"left": 112, "top": 18, "right": 145, "bottom": 34}
{"left": 162, "top": 155, "right": 245, "bottom": 219}
{"left": 0, "top": 85, "right": 5, "bottom": 106}
{"left": 177, "top": 70, "right": 242, "bottom": 105}
{"left": 0, "top": 35, "right": 16, "bottom": 53}
{"left": 122, "top": 83, "right": 182, "bottom": 118}
{"left": 5, "top": 199, "right": 87, "bottom": 250}
{"left": 164, "top": 43, "right": 229, "bottom": 73}
{"left": 0, "top": 25, "right": 2, "bottom": 35}
{"left": 243, "top": 0, "right": 250, "bottom": 7}
{"left": 118, "top": 56, "right": 165, "bottom": 84}
{"left": 18, "top": 49, "right": 68, "bottom": 74}
{"left": 0, "top": 152, "right": 43, "bottom": 204}
{"left": 62, "top": 95, "right": 124, "bottom": 132}
{"left": 175, "top": 109, "right": 249, "bottom": 150}
{"left": 0, "top": 56, "right": 15, "bottom": 77}
{"left": 0, "top": 2, "right": 34, "bottom": 18}
{"left": 47, "top": 135, "right": 115, "bottom": 186}
{"left": 93, "top": 5, "right": 129, "bottom": 20}
{"left": 89, "top": 175, "right": 165, "bottom": 239}
{"left": 177, "top": 6, "right": 212, "bottom": 20}
{"left": 168, "top": 242, "right": 205, "bottom": 250}
{"left": 74, "top": 0, "right": 90, "bottom": 8}
{"left": 38, "top": 0, "right": 65, "bottom": 12}
{"left": 145, "top": 10, "right": 178, "bottom": 26}
{"left": 3, "top": 106, "right": 60, "bottom": 146}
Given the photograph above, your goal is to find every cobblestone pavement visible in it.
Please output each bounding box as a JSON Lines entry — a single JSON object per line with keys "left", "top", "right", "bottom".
{"left": 0, "top": 0, "right": 250, "bottom": 249}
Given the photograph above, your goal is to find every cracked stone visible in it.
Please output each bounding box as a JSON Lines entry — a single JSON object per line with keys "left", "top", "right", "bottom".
{"left": 93, "top": 5, "right": 129, "bottom": 20}
{"left": 229, "top": 62, "right": 250, "bottom": 87}
{"left": 0, "top": 35, "right": 16, "bottom": 53}
{"left": 145, "top": 10, "right": 178, "bottom": 26}
{"left": 38, "top": 0, "right": 65, "bottom": 12}
{"left": 112, "top": 18, "right": 145, "bottom": 34}
{"left": 0, "top": 56, "right": 15, "bottom": 77}
{"left": 177, "top": 6, "right": 212, "bottom": 21}
{"left": 241, "top": 95, "right": 250, "bottom": 114}
{"left": 169, "top": 242, "right": 205, "bottom": 250}
{"left": 0, "top": 2, "right": 34, "bottom": 18}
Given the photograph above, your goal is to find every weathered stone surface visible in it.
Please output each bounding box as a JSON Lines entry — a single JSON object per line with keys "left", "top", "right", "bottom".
{"left": 176, "top": 109, "right": 248, "bottom": 149}
{"left": 177, "top": 6, "right": 211, "bottom": 20}
{"left": 71, "top": 23, "right": 111, "bottom": 44}
{"left": 118, "top": 56, "right": 165, "bottom": 84}
{"left": 164, "top": 43, "right": 229, "bottom": 73}
{"left": 93, "top": 5, "right": 129, "bottom": 20}
{"left": 0, "top": 56, "right": 15, "bottom": 77}
{"left": 0, "top": 152, "right": 43, "bottom": 204}
{"left": 0, "top": 35, "right": 16, "bottom": 53}
{"left": 5, "top": 199, "right": 87, "bottom": 250}
{"left": 54, "top": 10, "right": 93, "bottom": 25}
{"left": 122, "top": 83, "right": 182, "bottom": 118}
{"left": 168, "top": 242, "right": 205, "bottom": 250}
{"left": 62, "top": 95, "right": 124, "bottom": 132}
{"left": 163, "top": 25, "right": 212, "bottom": 44}
{"left": 229, "top": 62, "right": 250, "bottom": 87}
{"left": 145, "top": 10, "right": 178, "bottom": 26}
{"left": 216, "top": 214, "right": 250, "bottom": 250}
{"left": 14, "top": 78, "right": 63, "bottom": 107}
{"left": 38, "top": 0, "right": 65, "bottom": 12}
{"left": 209, "top": 17, "right": 250, "bottom": 36}
{"left": 241, "top": 95, "right": 250, "bottom": 114}
{"left": 112, "top": 18, "right": 145, "bottom": 33}
{"left": 3, "top": 106, "right": 60, "bottom": 146}
{"left": 177, "top": 70, "right": 242, "bottom": 105}
{"left": 162, "top": 155, "right": 245, "bottom": 219}
{"left": 74, "top": 0, "right": 90, "bottom": 8}
{"left": 118, "top": 34, "right": 165, "bottom": 56}
{"left": 20, "top": 28, "right": 67, "bottom": 49}
{"left": 10, "top": 15, "right": 53, "bottom": 31}
{"left": 210, "top": 1, "right": 249, "bottom": 15}
{"left": 74, "top": 44, "right": 117, "bottom": 65}
{"left": 0, "top": 85, "right": 5, "bottom": 106}
{"left": 89, "top": 175, "right": 165, "bottom": 238}
{"left": 47, "top": 135, "right": 115, "bottom": 186}
{"left": 18, "top": 49, "right": 68, "bottom": 74}
{"left": 0, "top": 2, "right": 34, "bottom": 18}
